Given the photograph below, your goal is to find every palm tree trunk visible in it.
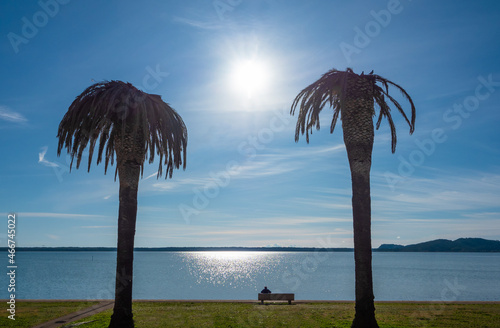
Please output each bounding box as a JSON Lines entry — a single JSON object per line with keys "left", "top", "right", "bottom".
{"left": 341, "top": 74, "right": 379, "bottom": 328}
{"left": 108, "top": 160, "right": 141, "bottom": 328}
{"left": 349, "top": 164, "right": 378, "bottom": 328}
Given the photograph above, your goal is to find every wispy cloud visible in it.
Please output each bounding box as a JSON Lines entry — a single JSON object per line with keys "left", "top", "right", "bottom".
{"left": 235, "top": 160, "right": 298, "bottom": 179}
{"left": 148, "top": 160, "right": 296, "bottom": 193}
{"left": 38, "top": 146, "right": 60, "bottom": 168}
{"left": 0, "top": 106, "right": 27, "bottom": 123}
{"left": 183, "top": 228, "right": 350, "bottom": 238}
{"left": 210, "top": 215, "right": 352, "bottom": 227}
{"left": 372, "top": 171, "right": 500, "bottom": 214}
{"left": 144, "top": 171, "right": 159, "bottom": 180}
{"left": 16, "top": 212, "right": 109, "bottom": 220}
{"left": 172, "top": 16, "right": 223, "bottom": 30}
{"left": 293, "top": 197, "right": 352, "bottom": 211}
{"left": 151, "top": 178, "right": 195, "bottom": 192}
{"left": 461, "top": 212, "right": 500, "bottom": 220}
{"left": 136, "top": 221, "right": 353, "bottom": 247}
{"left": 149, "top": 144, "right": 345, "bottom": 192}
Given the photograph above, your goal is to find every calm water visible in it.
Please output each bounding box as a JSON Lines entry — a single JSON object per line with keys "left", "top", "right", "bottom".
{"left": 3, "top": 251, "right": 499, "bottom": 301}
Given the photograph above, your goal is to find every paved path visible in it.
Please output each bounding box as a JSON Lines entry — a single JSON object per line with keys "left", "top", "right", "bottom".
{"left": 32, "top": 301, "right": 114, "bottom": 328}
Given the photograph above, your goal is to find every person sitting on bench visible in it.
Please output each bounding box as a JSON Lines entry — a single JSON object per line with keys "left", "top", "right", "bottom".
{"left": 261, "top": 286, "right": 271, "bottom": 293}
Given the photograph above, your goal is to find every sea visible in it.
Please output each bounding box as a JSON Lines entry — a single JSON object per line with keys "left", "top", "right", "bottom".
{"left": 3, "top": 251, "right": 500, "bottom": 301}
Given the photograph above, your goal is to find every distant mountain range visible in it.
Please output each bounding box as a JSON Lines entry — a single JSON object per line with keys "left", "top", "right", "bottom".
{"left": 5, "top": 238, "right": 500, "bottom": 252}
{"left": 377, "top": 238, "right": 500, "bottom": 252}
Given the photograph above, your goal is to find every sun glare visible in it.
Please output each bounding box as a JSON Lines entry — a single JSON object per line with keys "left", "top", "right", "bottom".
{"left": 230, "top": 59, "right": 271, "bottom": 98}
{"left": 195, "top": 251, "right": 263, "bottom": 260}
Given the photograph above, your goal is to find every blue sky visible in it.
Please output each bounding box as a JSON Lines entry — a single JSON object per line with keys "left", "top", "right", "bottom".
{"left": 1, "top": 0, "right": 499, "bottom": 248}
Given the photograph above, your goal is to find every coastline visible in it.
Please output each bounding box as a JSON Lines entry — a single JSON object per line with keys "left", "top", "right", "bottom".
{"left": 8, "top": 299, "right": 500, "bottom": 304}
{"left": 3, "top": 236, "right": 500, "bottom": 252}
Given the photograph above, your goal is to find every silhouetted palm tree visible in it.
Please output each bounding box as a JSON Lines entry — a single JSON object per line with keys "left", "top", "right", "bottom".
{"left": 57, "top": 81, "right": 187, "bottom": 328}
{"left": 291, "top": 68, "right": 415, "bottom": 328}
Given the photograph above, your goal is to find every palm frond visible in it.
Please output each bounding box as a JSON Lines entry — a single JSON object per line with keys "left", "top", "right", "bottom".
{"left": 374, "top": 91, "right": 398, "bottom": 153}
{"left": 291, "top": 69, "right": 345, "bottom": 143}
{"left": 57, "top": 81, "right": 187, "bottom": 179}
{"left": 291, "top": 68, "right": 416, "bottom": 153}
{"left": 374, "top": 75, "right": 416, "bottom": 134}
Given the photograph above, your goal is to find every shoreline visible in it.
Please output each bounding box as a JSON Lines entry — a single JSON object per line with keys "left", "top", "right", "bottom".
{"left": 8, "top": 299, "right": 500, "bottom": 304}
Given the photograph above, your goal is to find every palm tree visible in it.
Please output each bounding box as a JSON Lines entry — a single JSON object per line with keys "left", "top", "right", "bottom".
{"left": 57, "top": 81, "right": 187, "bottom": 328}
{"left": 291, "top": 68, "right": 415, "bottom": 327}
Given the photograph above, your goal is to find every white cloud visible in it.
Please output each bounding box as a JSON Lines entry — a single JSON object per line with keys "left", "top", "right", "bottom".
{"left": 38, "top": 146, "right": 60, "bottom": 168}
{"left": 17, "top": 212, "right": 109, "bottom": 220}
{"left": 0, "top": 106, "right": 27, "bottom": 123}
{"left": 144, "top": 171, "right": 159, "bottom": 180}
{"left": 136, "top": 221, "right": 353, "bottom": 247}
{"left": 151, "top": 180, "right": 180, "bottom": 191}
{"left": 172, "top": 16, "right": 223, "bottom": 30}
{"left": 372, "top": 171, "right": 500, "bottom": 214}
{"left": 148, "top": 159, "right": 297, "bottom": 193}
{"left": 293, "top": 196, "right": 352, "bottom": 211}
{"left": 461, "top": 212, "right": 500, "bottom": 220}
{"left": 247, "top": 216, "right": 352, "bottom": 226}
{"left": 234, "top": 160, "right": 297, "bottom": 179}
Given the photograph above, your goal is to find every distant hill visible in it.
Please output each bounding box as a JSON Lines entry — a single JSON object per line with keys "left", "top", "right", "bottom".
{"left": 377, "top": 238, "right": 500, "bottom": 252}
{"left": 377, "top": 244, "right": 404, "bottom": 251}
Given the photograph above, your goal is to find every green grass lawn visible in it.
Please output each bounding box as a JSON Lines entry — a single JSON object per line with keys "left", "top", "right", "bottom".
{"left": 0, "top": 301, "right": 98, "bottom": 327}
{"left": 3, "top": 301, "right": 500, "bottom": 328}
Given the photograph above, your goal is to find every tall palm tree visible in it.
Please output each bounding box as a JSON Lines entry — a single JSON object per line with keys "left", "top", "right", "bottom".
{"left": 291, "top": 68, "right": 415, "bottom": 328}
{"left": 57, "top": 81, "right": 187, "bottom": 328}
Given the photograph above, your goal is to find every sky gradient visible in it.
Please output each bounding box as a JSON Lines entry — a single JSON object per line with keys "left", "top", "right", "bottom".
{"left": 1, "top": 0, "right": 499, "bottom": 248}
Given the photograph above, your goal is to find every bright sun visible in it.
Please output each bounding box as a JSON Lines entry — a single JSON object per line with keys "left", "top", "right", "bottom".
{"left": 230, "top": 59, "right": 271, "bottom": 98}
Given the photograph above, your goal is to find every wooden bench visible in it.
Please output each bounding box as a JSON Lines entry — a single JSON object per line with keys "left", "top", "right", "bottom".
{"left": 258, "top": 293, "right": 295, "bottom": 305}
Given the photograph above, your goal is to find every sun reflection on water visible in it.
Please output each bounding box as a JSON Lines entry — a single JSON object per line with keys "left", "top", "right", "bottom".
{"left": 195, "top": 251, "right": 263, "bottom": 260}
{"left": 181, "top": 251, "right": 283, "bottom": 288}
